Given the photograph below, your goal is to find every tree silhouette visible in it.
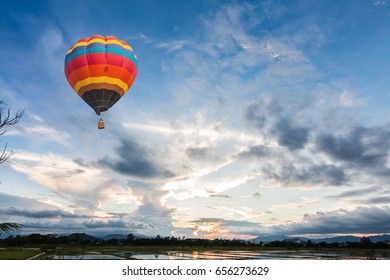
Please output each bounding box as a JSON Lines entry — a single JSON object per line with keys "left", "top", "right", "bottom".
{"left": 0, "top": 100, "right": 24, "bottom": 235}
{"left": 0, "top": 223, "right": 22, "bottom": 237}
{"left": 0, "top": 100, "right": 24, "bottom": 164}
{"left": 127, "top": 233, "right": 135, "bottom": 243}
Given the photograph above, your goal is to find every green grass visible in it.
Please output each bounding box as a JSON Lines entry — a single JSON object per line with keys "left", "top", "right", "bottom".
{"left": 0, "top": 249, "right": 41, "bottom": 260}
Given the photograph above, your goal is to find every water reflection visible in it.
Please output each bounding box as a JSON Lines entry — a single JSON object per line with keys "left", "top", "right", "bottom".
{"left": 127, "top": 250, "right": 390, "bottom": 260}
{"left": 43, "top": 250, "right": 390, "bottom": 260}
{"left": 44, "top": 252, "right": 125, "bottom": 260}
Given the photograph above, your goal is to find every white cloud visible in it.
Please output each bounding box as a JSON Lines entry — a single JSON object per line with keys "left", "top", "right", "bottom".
{"left": 156, "top": 40, "right": 189, "bottom": 52}
{"left": 373, "top": 0, "right": 386, "bottom": 5}
{"left": 8, "top": 151, "right": 138, "bottom": 213}
{"left": 339, "top": 90, "right": 366, "bottom": 107}
{"left": 9, "top": 124, "right": 71, "bottom": 147}
{"left": 36, "top": 25, "right": 65, "bottom": 81}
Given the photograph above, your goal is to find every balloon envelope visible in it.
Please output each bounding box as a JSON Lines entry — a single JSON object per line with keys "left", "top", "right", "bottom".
{"left": 64, "top": 35, "right": 138, "bottom": 115}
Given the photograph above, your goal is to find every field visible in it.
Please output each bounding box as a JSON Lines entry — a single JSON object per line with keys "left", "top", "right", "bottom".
{"left": 2, "top": 245, "right": 390, "bottom": 260}
{"left": 0, "top": 248, "right": 42, "bottom": 260}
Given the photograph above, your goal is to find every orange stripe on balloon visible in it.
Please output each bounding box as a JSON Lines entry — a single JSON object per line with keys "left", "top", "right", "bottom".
{"left": 66, "top": 65, "right": 135, "bottom": 89}
{"left": 65, "top": 53, "right": 137, "bottom": 78}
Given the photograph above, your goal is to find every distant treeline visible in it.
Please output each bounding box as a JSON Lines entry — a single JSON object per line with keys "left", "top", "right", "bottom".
{"left": 1, "top": 233, "right": 390, "bottom": 249}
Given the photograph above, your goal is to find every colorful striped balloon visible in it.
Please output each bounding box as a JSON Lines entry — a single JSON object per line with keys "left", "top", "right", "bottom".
{"left": 64, "top": 35, "right": 138, "bottom": 115}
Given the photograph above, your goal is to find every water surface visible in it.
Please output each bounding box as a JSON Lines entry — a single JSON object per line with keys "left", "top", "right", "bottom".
{"left": 43, "top": 250, "right": 390, "bottom": 260}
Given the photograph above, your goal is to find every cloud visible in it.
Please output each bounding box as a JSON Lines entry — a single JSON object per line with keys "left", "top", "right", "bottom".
{"left": 3, "top": 0, "right": 390, "bottom": 240}
{"left": 121, "top": 180, "right": 176, "bottom": 236}
{"left": 253, "top": 192, "right": 262, "bottom": 199}
{"left": 326, "top": 186, "right": 380, "bottom": 199}
{"left": 240, "top": 96, "right": 390, "bottom": 188}
{"left": 8, "top": 151, "right": 139, "bottom": 211}
{"left": 274, "top": 206, "right": 390, "bottom": 235}
{"left": 0, "top": 192, "right": 58, "bottom": 211}
{"left": 0, "top": 207, "right": 91, "bottom": 219}
{"left": 189, "top": 217, "right": 263, "bottom": 239}
{"left": 245, "top": 103, "right": 267, "bottom": 130}
{"left": 156, "top": 40, "right": 189, "bottom": 52}
{"left": 261, "top": 162, "right": 347, "bottom": 186}
{"left": 20, "top": 221, "right": 85, "bottom": 232}
{"left": 339, "top": 90, "right": 366, "bottom": 107}
{"left": 98, "top": 138, "right": 174, "bottom": 179}
{"left": 210, "top": 194, "right": 232, "bottom": 199}
{"left": 171, "top": 206, "right": 390, "bottom": 238}
{"left": 36, "top": 25, "right": 65, "bottom": 81}
{"left": 355, "top": 196, "right": 390, "bottom": 204}
{"left": 372, "top": 0, "right": 386, "bottom": 6}
{"left": 237, "top": 145, "right": 269, "bottom": 159}
{"left": 316, "top": 125, "right": 390, "bottom": 177}
{"left": 317, "top": 130, "right": 367, "bottom": 162}
{"left": 271, "top": 119, "right": 309, "bottom": 150}
{"left": 243, "top": 99, "right": 312, "bottom": 151}
{"left": 83, "top": 219, "right": 144, "bottom": 229}
{"left": 9, "top": 123, "right": 71, "bottom": 147}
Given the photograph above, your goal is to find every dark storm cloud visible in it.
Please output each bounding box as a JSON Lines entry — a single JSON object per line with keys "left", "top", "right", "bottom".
{"left": 0, "top": 207, "right": 92, "bottom": 219}
{"left": 272, "top": 206, "right": 390, "bottom": 235}
{"left": 83, "top": 219, "right": 153, "bottom": 229}
{"left": 236, "top": 145, "right": 269, "bottom": 159}
{"left": 271, "top": 119, "right": 309, "bottom": 150}
{"left": 253, "top": 192, "right": 262, "bottom": 199}
{"left": 98, "top": 138, "right": 174, "bottom": 179}
{"left": 191, "top": 206, "right": 390, "bottom": 235}
{"left": 316, "top": 125, "right": 390, "bottom": 168}
{"left": 20, "top": 221, "right": 84, "bottom": 231}
{"left": 242, "top": 99, "right": 390, "bottom": 187}
{"left": 210, "top": 194, "right": 232, "bottom": 198}
{"left": 186, "top": 147, "right": 209, "bottom": 159}
{"left": 185, "top": 146, "right": 222, "bottom": 163}
{"left": 245, "top": 103, "right": 266, "bottom": 129}
{"left": 355, "top": 196, "right": 390, "bottom": 204}
{"left": 0, "top": 192, "right": 55, "bottom": 210}
{"left": 244, "top": 101, "right": 309, "bottom": 150}
{"left": 326, "top": 187, "right": 380, "bottom": 199}
{"left": 262, "top": 163, "right": 346, "bottom": 186}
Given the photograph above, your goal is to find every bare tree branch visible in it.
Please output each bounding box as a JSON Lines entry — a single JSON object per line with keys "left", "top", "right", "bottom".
{"left": 0, "top": 100, "right": 24, "bottom": 134}
{"left": 0, "top": 100, "right": 24, "bottom": 164}
{"left": 0, "top": 143, "right": 15, "bottom": 164}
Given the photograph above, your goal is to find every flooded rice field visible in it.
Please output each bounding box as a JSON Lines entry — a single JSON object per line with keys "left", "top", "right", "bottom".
{"left": 42, "top": 249, "right": 390, "bottom": 260}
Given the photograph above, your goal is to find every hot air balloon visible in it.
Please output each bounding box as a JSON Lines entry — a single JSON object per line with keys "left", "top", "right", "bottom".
{"left": 64, "top": 35, "right": 138, "bottom": 129}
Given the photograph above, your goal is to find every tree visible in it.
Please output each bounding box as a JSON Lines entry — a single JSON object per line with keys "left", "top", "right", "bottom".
{"left": 127, "top": 233, "right": 135, "bottom": 243}
{"left": 360, "top": 236, "right": 373, "bottom": 249}
{"left": 0, "top": 223, "right": 22, "bottom": 237}
{"left": 0, "top": 100, "right": 24, "bottom": 164}
{"left": 0, "top": 100, "right": 24, "bottom": 235}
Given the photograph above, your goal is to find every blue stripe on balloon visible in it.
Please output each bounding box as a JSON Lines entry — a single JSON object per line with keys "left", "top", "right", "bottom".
{"left": 65, "top": 46, "right": 137, "bottom": 66}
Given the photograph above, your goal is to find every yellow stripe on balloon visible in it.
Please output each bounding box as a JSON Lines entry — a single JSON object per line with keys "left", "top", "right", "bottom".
{"left": 66, "top": 39, "right": 134, "bottom": 54}
{"left": 73, "top": 77, "right": 129, "bottom": 95}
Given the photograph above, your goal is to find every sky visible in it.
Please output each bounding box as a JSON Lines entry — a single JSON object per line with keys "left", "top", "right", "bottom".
{"left": 1, "top": 0, "right": 390, "bottom": 239}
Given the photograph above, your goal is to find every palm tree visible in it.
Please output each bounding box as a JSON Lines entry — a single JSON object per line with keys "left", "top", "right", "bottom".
{"left": 0, "top": 223, "right": 22, "bottom": 237}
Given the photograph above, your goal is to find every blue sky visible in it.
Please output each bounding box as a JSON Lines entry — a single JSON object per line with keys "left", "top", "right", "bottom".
{"left": 1, "top": 0, "right": 390, "bottom": 239}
